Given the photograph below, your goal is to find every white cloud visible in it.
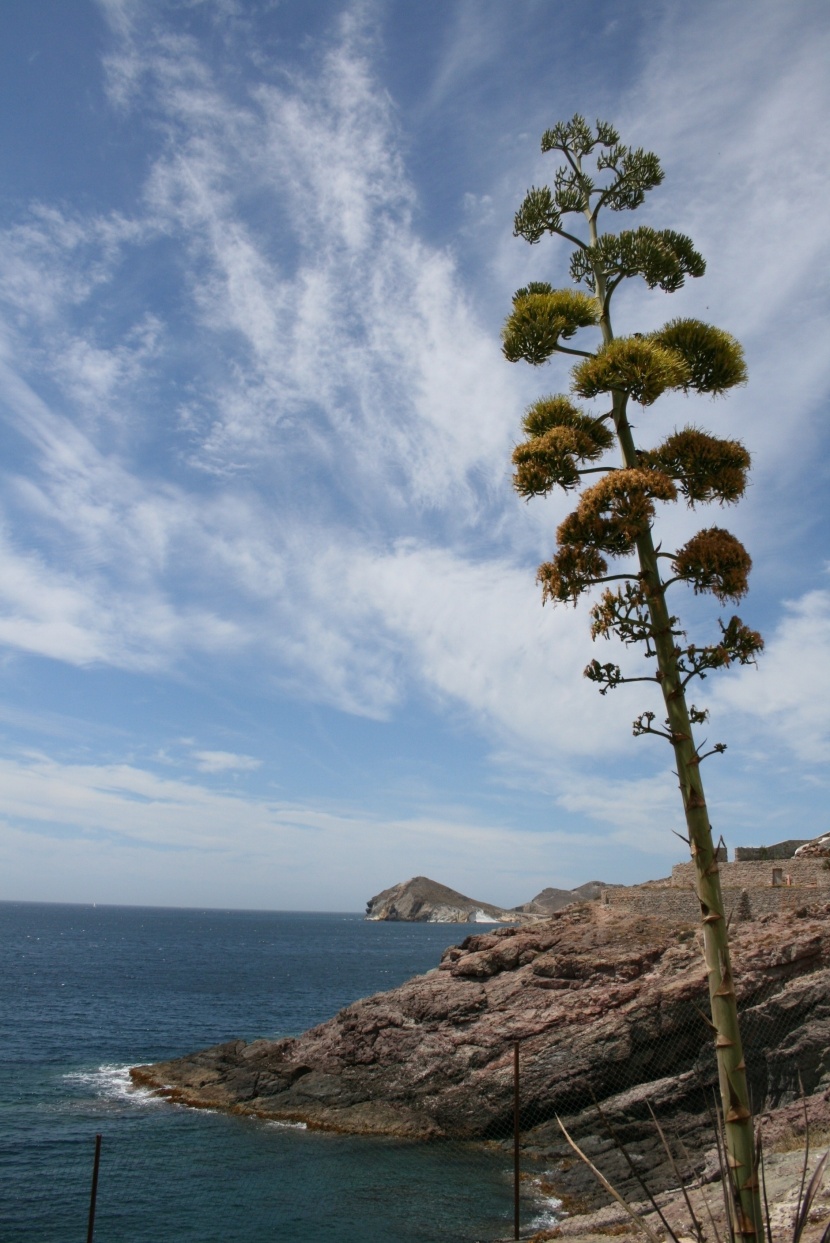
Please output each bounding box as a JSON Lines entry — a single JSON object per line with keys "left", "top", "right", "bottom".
{"left": 121, "top": 11, "right": 519, "bottom": 509}
{"left": 557, "top": 769, "right": 688, "bottom": 860}
{"left": 52, "top": 315, "right": 164, "bottom": 419}
{"left": 0, "top": 359, "right": 245, "bottom": 669}
{"left": 0, "top": 9, "right": 543, "bottom": 732}
{"left": 341, "top": 539, "right": 645, "bottom": 752}
{"left": 0, "top": 523, "right": 241, "bottom": 670}
{"left": 417, "top": 1, "right": 506, "bottom": 118}
{"left": 0, "top": 749, "right": 609, "bottom": 908}
{"left": 0, "top": 204, "right": 146, "bottom": 325}
{"left": 712, "top": 587, "right": 830, "bottom": 765}
{"left": 191, "top": 749, "right": 262, "bottom": 773}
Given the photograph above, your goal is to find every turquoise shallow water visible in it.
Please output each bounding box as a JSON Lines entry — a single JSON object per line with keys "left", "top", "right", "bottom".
{"left": 1, "top": 901, "right": 551, "bottom": 1241}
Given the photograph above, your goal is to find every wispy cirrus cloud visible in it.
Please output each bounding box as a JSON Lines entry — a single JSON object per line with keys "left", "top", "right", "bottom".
{"left": 0, "top": 3, "right": 555, "bottom": 729}
{"left": 0, "top": 521, "right": 241, "bottom": 671}
{"left": 128, "top": 11, "right": 518, "bottom": 508}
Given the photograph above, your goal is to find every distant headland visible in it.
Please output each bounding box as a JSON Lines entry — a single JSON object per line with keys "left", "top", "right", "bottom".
{"left": 363, "top": 874, "right": 606, "bottom": 924}
{"left": 364, "top": 830, "right": 830, "bottom": 924}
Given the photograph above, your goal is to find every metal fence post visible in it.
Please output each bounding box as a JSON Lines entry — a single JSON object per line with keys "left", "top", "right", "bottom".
{"left": 86, "top": 1133, "right": 102, "bottom": 1243}
{"left": 514, "top": 1040, "right": 520, "bottom": 1240}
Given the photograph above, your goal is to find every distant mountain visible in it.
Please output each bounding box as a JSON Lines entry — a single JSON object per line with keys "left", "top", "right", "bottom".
{"left": 364, "top": 876, "right": 535, "bottom": 924}
{"left": 514, "top": 880, "right": 608, "bottom": 915}
{"left": 364, "top": 876, "right": 607, "bottom": 923}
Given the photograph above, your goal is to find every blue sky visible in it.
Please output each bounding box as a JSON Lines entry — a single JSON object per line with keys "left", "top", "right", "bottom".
{"left": 0, "top": 0, "right": 828, "bottom": 911}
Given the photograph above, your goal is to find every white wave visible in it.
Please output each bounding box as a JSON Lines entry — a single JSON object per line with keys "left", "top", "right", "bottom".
{"left": 528, "top": 1179, "right": 565, "bottom": 1232}
{"left": 265, "top": 1119, "right": 308, "bottom": 1130}
{"left": 530, "top": 1204, "right": 565, "bottom": 1231}
{"left": 63, "top": 1063, "right": 164, "bottom": 1107}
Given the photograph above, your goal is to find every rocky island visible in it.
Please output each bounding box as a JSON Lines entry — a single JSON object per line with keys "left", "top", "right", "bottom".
{"left": 363, "top": 874, "right": 606, "bottom": 922}
{"left": 131, "top": 899, "right": 830, "bottom": 1208}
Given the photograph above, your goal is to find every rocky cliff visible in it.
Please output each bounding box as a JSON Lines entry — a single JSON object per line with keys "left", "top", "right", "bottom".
{"left": 131, "top": 900, "right": 830, "bottom": 1206}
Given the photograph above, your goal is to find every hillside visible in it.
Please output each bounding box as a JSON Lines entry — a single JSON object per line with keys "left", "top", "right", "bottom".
{"left": 514, "top": 880, "right": 607, "bottom": 914}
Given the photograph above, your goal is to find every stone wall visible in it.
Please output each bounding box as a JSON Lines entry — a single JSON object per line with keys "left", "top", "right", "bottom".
{"left": 734, "top": 840, "right": 810, "bottom": 861}
{"left": 671, "top": 858, "right": 830, "bottom": 891}
{"left": 602, "top": 887, "right": 699, "bottom": 922}
{"left": 601, "top": 856, "right": 829, "bottom": 924}
{"left": 603, "top": 882, "right": 825, "bottom": 922}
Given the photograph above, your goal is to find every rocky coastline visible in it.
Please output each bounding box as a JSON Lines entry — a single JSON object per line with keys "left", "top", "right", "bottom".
{"left": 131, "top": 900, "right": 830, "bottom": 1210}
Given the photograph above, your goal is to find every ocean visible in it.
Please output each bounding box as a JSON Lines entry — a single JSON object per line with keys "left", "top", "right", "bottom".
{"left": 1, "top": 901, "right": 553, "bottom": 1242}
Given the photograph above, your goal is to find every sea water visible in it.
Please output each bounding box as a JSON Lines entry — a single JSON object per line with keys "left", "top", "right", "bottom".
{"left": 0, "top": 902, "right": 550, "bottom": 1242}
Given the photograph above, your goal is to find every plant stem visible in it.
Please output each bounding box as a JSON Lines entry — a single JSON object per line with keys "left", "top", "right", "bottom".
{"left": 603, "top": 365, "right": 761, "bottom": 1241}
{"left": 576, "top": 168, "right": 762, "bottom": 1228}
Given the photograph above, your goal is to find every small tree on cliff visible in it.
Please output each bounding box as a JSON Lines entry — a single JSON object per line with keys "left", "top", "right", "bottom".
{"left": 503, "top": 116, "right": 764, "bottom": 1238}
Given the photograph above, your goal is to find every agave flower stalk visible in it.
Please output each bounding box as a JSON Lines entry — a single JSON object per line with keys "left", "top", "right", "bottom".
{"left": 504, "top": 116, "right": 764, "bottom": 1238}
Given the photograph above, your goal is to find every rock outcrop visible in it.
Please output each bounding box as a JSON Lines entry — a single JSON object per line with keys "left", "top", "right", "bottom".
{"left": 364, "top": 875, "right": 536, "bottom": 923}
{"left": 132, "top": 900, "right": 830, "bottom": 1208}
{"left": 795, "top": 834, "right": 830, "bottom": 858}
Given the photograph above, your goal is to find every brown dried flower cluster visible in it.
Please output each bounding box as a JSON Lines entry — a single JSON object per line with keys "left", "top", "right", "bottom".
{"left": 641, "top": 427, "right": 750, "bottom": 505}
{"left": 558, "top": 468, "right": 677, "bottom": 555}
{"left": 672, "top": 527, "right": 752, "bottom": 603}
{"left": 537, "top": 471, "right": 677, "bottom": 604}
{"left": 537, "top": 544, "right": 609, "bottom": 605}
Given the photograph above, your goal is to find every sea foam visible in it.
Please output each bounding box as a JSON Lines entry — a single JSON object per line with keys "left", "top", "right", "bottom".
{"left": 63, "top": 1063, "right": 163, "bottom": 1108}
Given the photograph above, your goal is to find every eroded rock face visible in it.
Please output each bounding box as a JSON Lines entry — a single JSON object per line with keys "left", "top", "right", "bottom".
{"left": 131, "top": 900, "right": 830, "bottom": 1191}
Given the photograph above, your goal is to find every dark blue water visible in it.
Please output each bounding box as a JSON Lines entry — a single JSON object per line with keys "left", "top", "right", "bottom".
{"left": 0, "top": 902, "right": 554, "bottom": 1242}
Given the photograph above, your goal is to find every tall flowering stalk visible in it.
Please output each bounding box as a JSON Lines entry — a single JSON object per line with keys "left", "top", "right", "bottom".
{"left": 504, "top": 116, "right": 764, "bottom": 1238}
